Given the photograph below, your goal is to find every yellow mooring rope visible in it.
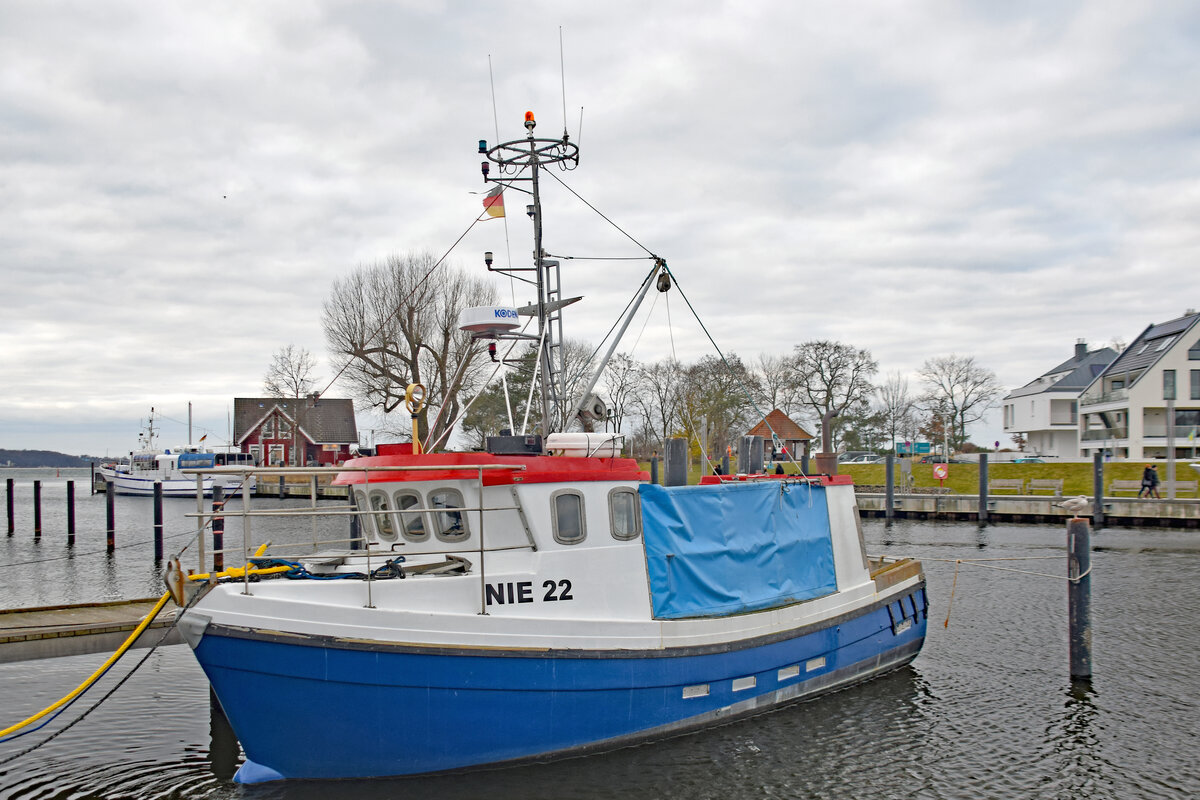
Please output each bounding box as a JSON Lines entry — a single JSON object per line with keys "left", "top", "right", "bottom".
{"left": 0, "top": 591, "right": 172, "bottom": 739}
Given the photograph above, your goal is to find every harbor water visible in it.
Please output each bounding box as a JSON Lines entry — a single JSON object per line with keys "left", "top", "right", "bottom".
{"left": 2, "top": 468, "right": 1199, "bottom": 798}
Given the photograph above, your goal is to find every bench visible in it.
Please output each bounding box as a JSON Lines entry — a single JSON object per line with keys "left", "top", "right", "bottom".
{"left": 1028, "top": 479, "right": 1064, "bottom": 495}
{"left": 1108, "top": 480, "right": 1142, "bottom": 495}
{"left": 1163, "top": 480, "right": 1198, "bottom": 497}
{"left": 988, "top": 479, "right": 1025, "bottom": 494}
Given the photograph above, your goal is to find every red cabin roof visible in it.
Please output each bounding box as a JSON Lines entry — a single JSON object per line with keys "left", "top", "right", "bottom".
{"left": 333, "top": 450, "right": 649, "bottom": 487}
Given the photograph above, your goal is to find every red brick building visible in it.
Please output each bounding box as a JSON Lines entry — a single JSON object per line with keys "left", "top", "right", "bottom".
{"left": 747, "top": 409, "right": 814, "bottom": 460}
{"left": 233, "top": 396, "right": 358, "bottom": 466}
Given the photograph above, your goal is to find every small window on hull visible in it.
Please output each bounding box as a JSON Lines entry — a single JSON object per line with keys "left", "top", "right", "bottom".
{"left": 353, "top": 491, "right": 374, "bottom": 537}
{"left": 395, "top": 490, "right": 429, "bottom": 542}
{"left": 608, "top": 488, "right": 641, "bottom": 540}
{"left": 369, "top": 490, "right": 398, "bottom": 542}
{"left": 429, "top": 488, "right": 470, "bottom": 542}
{"left": 551, "top": 490, "right": 586, "bottom": 544}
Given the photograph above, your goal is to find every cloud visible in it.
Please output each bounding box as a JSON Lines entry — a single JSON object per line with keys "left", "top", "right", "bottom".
{"left": 3, "top": 1, "right": 1200, "bottom": 454}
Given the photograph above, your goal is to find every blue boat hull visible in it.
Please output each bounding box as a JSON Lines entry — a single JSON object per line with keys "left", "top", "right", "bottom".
{"left": 192, "top": 586, "right": 926, "bottom": 783}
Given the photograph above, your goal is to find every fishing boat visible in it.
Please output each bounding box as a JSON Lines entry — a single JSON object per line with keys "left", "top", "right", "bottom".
{"left": 170, "top": 112, "right": 927, "bottom": 783}
{"left": 96, "top": 410, "right": 255, "bottom": 497}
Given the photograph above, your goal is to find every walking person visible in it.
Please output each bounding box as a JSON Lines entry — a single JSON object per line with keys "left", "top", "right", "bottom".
{"left": 1139, "top": 464, "right": 1161, "bottom": 499}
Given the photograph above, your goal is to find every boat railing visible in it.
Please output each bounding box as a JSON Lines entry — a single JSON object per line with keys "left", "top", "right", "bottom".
{"left": 179, "top": 462, "right": 528, "bottom": 612}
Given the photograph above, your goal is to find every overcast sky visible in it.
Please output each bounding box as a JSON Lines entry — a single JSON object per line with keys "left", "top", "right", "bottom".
{"left": 3, "top": 1, "right": 1199, "bottom": 457}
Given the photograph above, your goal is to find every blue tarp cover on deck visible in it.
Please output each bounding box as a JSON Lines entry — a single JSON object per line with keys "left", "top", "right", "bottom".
{"left": 640, "top": 481, "right": 837, "bottom": 619}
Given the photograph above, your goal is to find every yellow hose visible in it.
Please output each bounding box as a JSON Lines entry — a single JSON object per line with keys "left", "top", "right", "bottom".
{"left": 0, "top": 591, "right": 172, "bottom": 739}
{"left": 3, "top": 546, "right": 284, "bottom": 739}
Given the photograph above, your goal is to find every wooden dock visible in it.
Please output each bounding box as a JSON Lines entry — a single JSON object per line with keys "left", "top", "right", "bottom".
{"left": 856, "top": 492, "right": 1200, "bottom": 527}
{"left": 0, "top": 598, "right": 181, "bottom": 663}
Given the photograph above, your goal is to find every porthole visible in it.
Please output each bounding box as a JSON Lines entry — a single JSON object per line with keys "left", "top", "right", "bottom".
{"left": 551, "top": 489, "right": 586, "bottom": 544}
{"left": 429, "top": 488, "right": 470, "bottom": 542}
{"left": 608, "top": 488, "right": 641, "bottom": 541}
{"left": 369, "top": 490, "right": 398, "bottom": 542}
{"left": 354, "top": 490, "right": 375, "bottom": 538}
{"left": 394, "top": 490, "right": 429, "bottom": 542}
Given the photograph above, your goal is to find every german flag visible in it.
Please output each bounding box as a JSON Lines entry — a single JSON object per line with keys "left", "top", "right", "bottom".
{"left": 482, "top": 184, "right": 504, "bottom": 218}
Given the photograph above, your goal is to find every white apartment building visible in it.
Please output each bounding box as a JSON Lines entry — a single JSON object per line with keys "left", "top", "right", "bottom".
{"left": 1077, "top": 311, "right": 1200, "bottom": 460}
{"left": 1003, "top": 340, "right": 1117, "bottom": 458}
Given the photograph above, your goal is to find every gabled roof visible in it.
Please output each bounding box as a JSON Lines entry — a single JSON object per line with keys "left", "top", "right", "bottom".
{"left": 1100, "top": 311, "right": 1200, "bottom": 380}
{"left": 1005, "top": 345, "right": 1118, "bottom": 400}
{"left": 747, "top": 409, "right": 813, "bottom": 441}
{"left": 233, "top": 397, "right": 358, "bottom": 445}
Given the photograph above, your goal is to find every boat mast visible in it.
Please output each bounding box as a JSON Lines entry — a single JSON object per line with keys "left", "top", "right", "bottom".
{"left": 480, "top": 111, "right": 579, "bottom": 438}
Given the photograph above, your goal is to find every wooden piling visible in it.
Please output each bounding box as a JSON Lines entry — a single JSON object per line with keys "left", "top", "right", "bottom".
{"left": 278, "top": 475, "right": 285, "bottom": 499}
{"left": 6, "top": 478, "right": 13, "bottom": 535}
{"left": 649, "top": 452, "right": 659, "bottom": 485}
{"left": 153, "top": 482, "right": 164, "bottom": 561}
{"left": 1067, "top": 517, "right": 1092, "bottom": 680}
{"left": 105, "top": 481, "right": 115, "bottom": 553}
{"left": 33, "top": 480, "right": 42, "bottom": 539}
{"left": 977, "top": 454, "right": 989, "bottom": 523}
{"left": 885, "top": 455, "right": 895, "bottom": 520}
{"left": 664, "top": 438, "right": 688, "bottom": 486}
{"left": 1091, "top": 452, "right": 1105, "bottom": 528}
{"left": 66, "top": 481, "right": 75, "bottom": 545}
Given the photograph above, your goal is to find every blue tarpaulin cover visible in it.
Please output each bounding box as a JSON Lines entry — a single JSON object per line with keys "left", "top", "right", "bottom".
{"left": 640, "top": 481, "right": 837, "bottom": 619}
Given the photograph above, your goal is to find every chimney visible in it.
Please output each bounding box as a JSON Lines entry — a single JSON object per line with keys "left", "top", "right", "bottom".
{"left": 1075, "top": 339, "right": 1087, "bottom": 360}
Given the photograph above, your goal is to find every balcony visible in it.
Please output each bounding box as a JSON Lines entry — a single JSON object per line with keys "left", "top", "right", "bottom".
{"left": 1079, "top": 389, "right": 1128, "bottom": 407}
{"left": 1081, "top": 427, "right": 1127, "bottom": 442}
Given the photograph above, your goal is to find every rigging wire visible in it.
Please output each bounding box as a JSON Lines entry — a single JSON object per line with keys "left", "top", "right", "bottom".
{"left": 318, "top": 209, "right": 493, "bottom": 402}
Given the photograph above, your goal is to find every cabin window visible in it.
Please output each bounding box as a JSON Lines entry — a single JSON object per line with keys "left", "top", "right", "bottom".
{"left": 608, "top": 488, "right": 641, "bottom": 541}
{"left": 551, "top": 490, "right": 586, "bottom": 544}
{"left": 429, "top": 488, "right": 470, "bottom": 542}
{"left": 394, "top": 490, "right": 429, "bottom": 542}
{"left": 369, "top": 490, "right": 398, "bottom": 542}
{"left": 353, "top": 490, "right": 375, "bottom": 538}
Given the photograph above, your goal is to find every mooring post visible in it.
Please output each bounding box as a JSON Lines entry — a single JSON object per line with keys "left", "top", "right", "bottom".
{"left": 746, "top": 435, "right": 764, "bottom": 474}
{"left": 212, "top": 484, "right": 225, "bottom": 573}
{"left": 67, "top": 480, "right": 76, "bottom": 545}
{"left": 721, "top": 452, "right": 730, "bottom": 476}
{"left": 105, "top": 481, "right": 115, "bottom": 553}
{"left": 7, "top": 477, "right": 14, "bottom": 535}
{"left": 153, "top": 482, "right": 164, "bottom": 562}
{"left": 664, "top": 438, "right": 688, "bottom": 486}
{"left": 977, "top": 454, "right": 989, "bottom": 524}
{"left": 885, "top": 455, "right": 895, "bottom": 520}
{"left": 1091, "top": 452, "right": 1104, "bottom": 528}
{"left": 1067, "top": 517, "right": 1092, "bottom": 680}
{"left": 278, "top": 475, "right": 285, "bottom": 500}
{"left": 649, "top": 452, "right": 659, "bottom": 485}
{"left": 90, "top": 462, "right": 96, "bottom": 496}
{"left": 33, "top": 480, "right": 42, "bottom": 539}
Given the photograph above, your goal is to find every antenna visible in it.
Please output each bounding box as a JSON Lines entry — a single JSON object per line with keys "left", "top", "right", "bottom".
{"left": 559, "top": 27, "right": 568, "bottom": 139}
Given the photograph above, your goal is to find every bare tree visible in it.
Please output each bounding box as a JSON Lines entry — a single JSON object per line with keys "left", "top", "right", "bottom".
{"left": 599, "top": 352, "right": 640, "bottom": 433}
{"left": 680, "top": 354, "right": 761, "bottom": 460}
{"left": 754, "top": 353, "right": 801, "bottom": 419}
{"left": 264, "top": 344, "right": 318, "bottom": 399}
{"left": 876, "top": 371, "right": 918, "bottom": 452}
{"left": 790, "top": 340, "right": 878, "bottom": 449}
{"left": 918, "top": 354, "right": 1003, "bottom": 449}
{"left": 631, "top": 358, "right": 684, "bottom": 453}
{"left": 322, "top": 252, "right": 497, "bottom": 448}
